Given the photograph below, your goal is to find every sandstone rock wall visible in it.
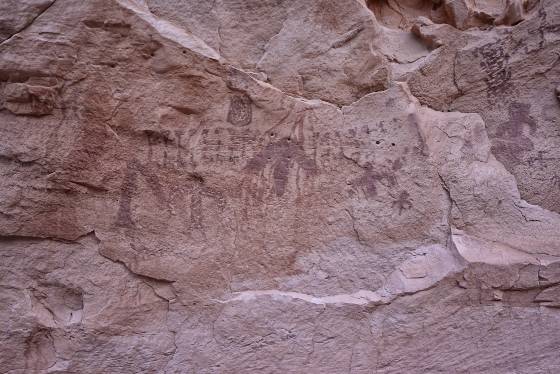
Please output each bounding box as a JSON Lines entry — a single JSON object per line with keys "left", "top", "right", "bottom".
{"left": 1, "top": 0, "right": 560, "bottom": 372}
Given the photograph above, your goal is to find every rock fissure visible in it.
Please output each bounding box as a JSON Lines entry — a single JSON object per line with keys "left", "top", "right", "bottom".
{"left": 0, "top": 0, "right": 57, "bottom": 46}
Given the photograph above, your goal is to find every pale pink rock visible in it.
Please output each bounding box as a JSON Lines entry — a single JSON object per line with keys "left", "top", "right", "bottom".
{"left": 1, "top": 0, "right": 560, "bottom": 373}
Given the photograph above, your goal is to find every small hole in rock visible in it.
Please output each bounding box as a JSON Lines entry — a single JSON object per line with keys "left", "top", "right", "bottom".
{"left": 376, "top": 140, "right": 381, "bottom": 145}
{"left": 391, "top": 143, "right": 395, "bottom": 146}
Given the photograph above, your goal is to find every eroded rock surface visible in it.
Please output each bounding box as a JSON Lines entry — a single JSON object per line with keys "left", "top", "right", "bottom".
{"left": 1, "top": 0, "right": 560, "bottom": 372}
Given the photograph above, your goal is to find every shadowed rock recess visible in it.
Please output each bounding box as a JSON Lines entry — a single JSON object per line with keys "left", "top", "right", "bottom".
{"left": 1, "top": 0, "right": 560, "bottom": 372}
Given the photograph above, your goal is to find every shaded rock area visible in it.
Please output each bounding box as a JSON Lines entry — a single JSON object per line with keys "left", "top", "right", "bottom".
{"left": 0, "top": 0, "right": 559, "bottom": 372}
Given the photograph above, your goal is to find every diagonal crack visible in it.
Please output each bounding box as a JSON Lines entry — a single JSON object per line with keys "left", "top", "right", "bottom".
{"left": 0, "top": 0, "right": 58, "bottom": 47}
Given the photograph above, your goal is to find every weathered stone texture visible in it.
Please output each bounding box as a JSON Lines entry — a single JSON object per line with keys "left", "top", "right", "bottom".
{"left": 1, "top": 0, "right": 560, "bottom": 372}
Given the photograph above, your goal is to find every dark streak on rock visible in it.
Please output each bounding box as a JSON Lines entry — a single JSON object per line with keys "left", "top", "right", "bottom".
{"left": 474, "top": 43, "right": 511, "bottom": 99}
{"left": 331, "top": 24, "right": 364, "bottom": 49}
{"left": 116, "top": 159, "right": 167, "bottom": 227}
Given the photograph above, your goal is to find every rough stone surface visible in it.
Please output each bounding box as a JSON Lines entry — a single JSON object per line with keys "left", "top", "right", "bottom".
{"left": 1, "top": 0, "right": 559, "bottom": 372}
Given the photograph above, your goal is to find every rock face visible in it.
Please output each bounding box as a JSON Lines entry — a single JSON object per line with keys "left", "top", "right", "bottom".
{"left": 1, "top": 0, "right": 560, "bottom": 372}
